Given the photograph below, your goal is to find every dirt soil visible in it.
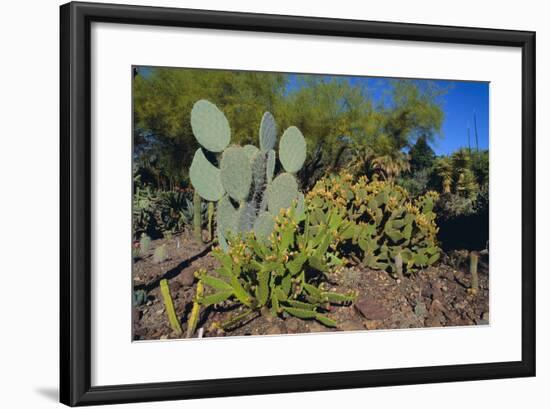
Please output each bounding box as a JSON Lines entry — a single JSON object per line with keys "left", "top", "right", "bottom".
{"left": 132, "top": 231, "right": 489, "bottom": 341}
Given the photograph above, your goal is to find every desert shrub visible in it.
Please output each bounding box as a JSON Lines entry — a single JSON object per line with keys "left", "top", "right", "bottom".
{"left": 193, "top": 202, "right": 356, "bottom": 331}
{"left": 396, "top": 168, "right": 431, "bottom": 197}
{"left": 307, "top": 173, "right": 440, "bottom": 277}
{"left": 133, "top": 184, "right": 160, "bottom": 238}
{"left": 132, "top": 184, "right": 204, "bottom": 239}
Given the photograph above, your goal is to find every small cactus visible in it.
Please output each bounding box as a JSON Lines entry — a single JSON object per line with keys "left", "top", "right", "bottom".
{"left": 193, "top": 190, "right": 203, "bottom": 243}
{"left": 160, "top": 279, "right": 182, "bottom": 335}
{"left": 139, "top": 233, "right": 151, "bottom": 255}
{"left": 153, "top": 244, "right": 167, "bottom": 264}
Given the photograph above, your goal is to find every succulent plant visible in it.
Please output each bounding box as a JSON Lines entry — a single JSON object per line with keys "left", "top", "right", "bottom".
{"left": 139, "top": 233, "right": 151, "bottom": 255}
{"left": 192, "top": 200, "right": 356, "bottom": 331}
{"left": 132, "top": 289, "right": 148, "bottom": 307}
{"left": 153, "top": 244, "right": 168, "bottom": 264}
{"left": 188, "top": 99, "right": 307, "bottom": 250}
{"left": 160, "top": 279, "right": 182, "bottom": 335}
{"left": 307, "top": 173, "right": 440, "bottom": 277}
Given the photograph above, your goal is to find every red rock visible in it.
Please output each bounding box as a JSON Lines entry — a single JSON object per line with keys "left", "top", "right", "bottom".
{"left": 355, "top": 298, "right": 391, "bottom": 320}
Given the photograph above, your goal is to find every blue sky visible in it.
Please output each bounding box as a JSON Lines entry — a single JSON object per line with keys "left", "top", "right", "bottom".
{"left": 286, "top": 74, "right": 489, "bottom": 156}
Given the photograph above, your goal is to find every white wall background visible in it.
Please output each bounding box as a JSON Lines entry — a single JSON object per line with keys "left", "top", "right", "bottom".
{"left": 0, "top": 0, "right": 544, "bottom": 408}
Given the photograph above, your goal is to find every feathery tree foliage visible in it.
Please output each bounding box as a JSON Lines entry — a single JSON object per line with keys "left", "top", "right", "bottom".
{"left": 133, "top": 68, "right": 446, "bottom": 191}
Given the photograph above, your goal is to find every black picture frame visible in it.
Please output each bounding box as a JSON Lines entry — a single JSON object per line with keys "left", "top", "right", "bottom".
{"left": 60, "top": 1, "right": 536, "bottom": 406}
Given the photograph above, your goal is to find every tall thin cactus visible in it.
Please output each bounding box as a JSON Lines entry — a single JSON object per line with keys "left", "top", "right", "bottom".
{"left": 193, "top": 189, "right": 202, "bottom": 243}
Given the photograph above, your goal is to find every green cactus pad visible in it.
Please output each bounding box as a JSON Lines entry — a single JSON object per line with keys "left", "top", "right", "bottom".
{"left": 267, "top": 172, "right": 299, "bottom": 215}
{"left": 189, "top": 148, "right": 225, "bottom": 201}
{"left": 220, "top": 146, "right": 252, "bottom": 202}
{"left": 251, "top": 151, "right": 266, "bottom": 188}
{"left": 190, "top": 99, "right": 230, "bottom": 152}
{"left": 266, "top": 149, "right": 276, "bottom": 184}
{"left": 253, "top": 211, "right": 275, "bottom": 241}
{"left": 237, "top": 202, "right": 256, "bottom": 232}
{"left": 243, "top": 144, "right": 260, "bottom": 161}
{"left": 217, "top": 226, "right": 229, "bottom": 252}
{"left": 259, "top": 112, "right": 277, "bottom": 153}
{"left": 217, "top": 195, "right": 238, "bottom": 236}
{"left": 279, "top": 126, "right": 306, "bottom": 173}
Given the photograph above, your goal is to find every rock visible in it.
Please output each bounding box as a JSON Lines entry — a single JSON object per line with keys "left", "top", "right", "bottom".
{"left": 181, "top": 269, "right": 195, "bottom": 287}
{"left": 266, "top": 324, "right": 282, "bottom": 335}
{"left": 421, "top": 284, "right": 433, "bottom": 298}
{"left": 429, "top": 299, "right": 445, "bottom": 314}
{"left": 365, "top": 320, "right": 380, "bottom": 330}
{"left": 425, "top": 315, "right": 443, "bottom": 327}
{"left": 307, "top": 320, "right": 330, "bottom": 333}
{"left": 355, "top": 298, "right": 391, "bottom": 320}
{"left": 431, "top": 282, "right": 444, "bottom": 302}
{"left": 339, "top": 320, "right": 365, "bottom": 332}
{"left": 285, "top": 318, "right": 303, "bottom": 333}
{"left": 482, "top": 312, "right": 489, "bottom": 321}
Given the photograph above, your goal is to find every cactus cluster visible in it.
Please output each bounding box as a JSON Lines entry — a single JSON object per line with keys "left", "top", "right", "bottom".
{"left": 307, "top": 173, "right": 440, "bottom": 277}
{"left": 189, "top": 99, "right": 306, "bottom": 250}
{"left": 193, "top": 201, "right": 355, "bottom": 330}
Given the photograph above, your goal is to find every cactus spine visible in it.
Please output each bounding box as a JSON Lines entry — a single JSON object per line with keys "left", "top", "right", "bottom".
{"left": 188, "top": 99, "right": 307, "bottom": 250}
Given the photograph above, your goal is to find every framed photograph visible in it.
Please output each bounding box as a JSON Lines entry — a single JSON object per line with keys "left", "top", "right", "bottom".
{"left": 60, "top": 1, "right": 536, "bottom": 406}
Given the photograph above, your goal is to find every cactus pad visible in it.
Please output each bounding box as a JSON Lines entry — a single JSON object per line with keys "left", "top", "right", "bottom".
{"left": 253, "top": 211, "right": 275, "bottom": 241}
{"left": 189, "top": 148, "right": 225, "bottom": 201}
{"left": 259, "top": 112, "right": 277, "bottom": 153}
{"left": 237, "top": 202, "right": 257, "bottom": 232}
{"left": 217, "top": 195, "right": 238, "bottom": 236}
{"left": 266, "top": 149, "right": 276, "bottom": 184}
{"left": 191, "top": 99, "right": 230, "bottom": 152}
{"left": 267, "top": 172, "right": 299, "bottom": 214}
{"left": 251, "top": 151, "right": 266, "bottom": 188}
{"left": 279, "top": 126, "right": 306, "bottom": 173}
{"left": 243, "top": 144, "right": 260, "bottom": 161}
{"left": 220, "top": 146, "right": 252, "bottom": 202}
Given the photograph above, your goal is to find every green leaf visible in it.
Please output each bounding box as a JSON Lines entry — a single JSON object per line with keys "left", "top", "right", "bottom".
{"left": 257, "top": 270, "right": 270, "bottom": 306}
{"left": 284, "top": 300, "right": 316, "bottom": 311}
{"left": 322, "top": 291, "right": 355, "bottom": 304}
{"left": 283, "top": 306, "right": 317, "bottom": 319}
{"left": 315, "top": 314, "right": 337, "bottom": 327}
{"left": 287, "top": 253, "right": 307, "bottom": 275}
{"left": 200, "top": 275, "right": 233, "bottom": 291}
{"left": 308, "top": 255, "right": 328, "bottom": 272}
{"left": 230, "top": 276, "right": 252, "bottom": 307}
{"left": 200, "top": 290, "right": 233, "bottom": 306}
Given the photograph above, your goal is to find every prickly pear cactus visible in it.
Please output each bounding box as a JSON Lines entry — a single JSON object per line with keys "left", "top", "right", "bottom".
{"left": 188, "top": 99, "right": 307, "bottom": 250}
{"left": 307, "top": 173, "right": 440, "bottom": 276}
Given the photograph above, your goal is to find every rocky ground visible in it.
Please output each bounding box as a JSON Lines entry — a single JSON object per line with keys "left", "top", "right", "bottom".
{"left": 132, "top": 231, "right": 489, "bottom": 341}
